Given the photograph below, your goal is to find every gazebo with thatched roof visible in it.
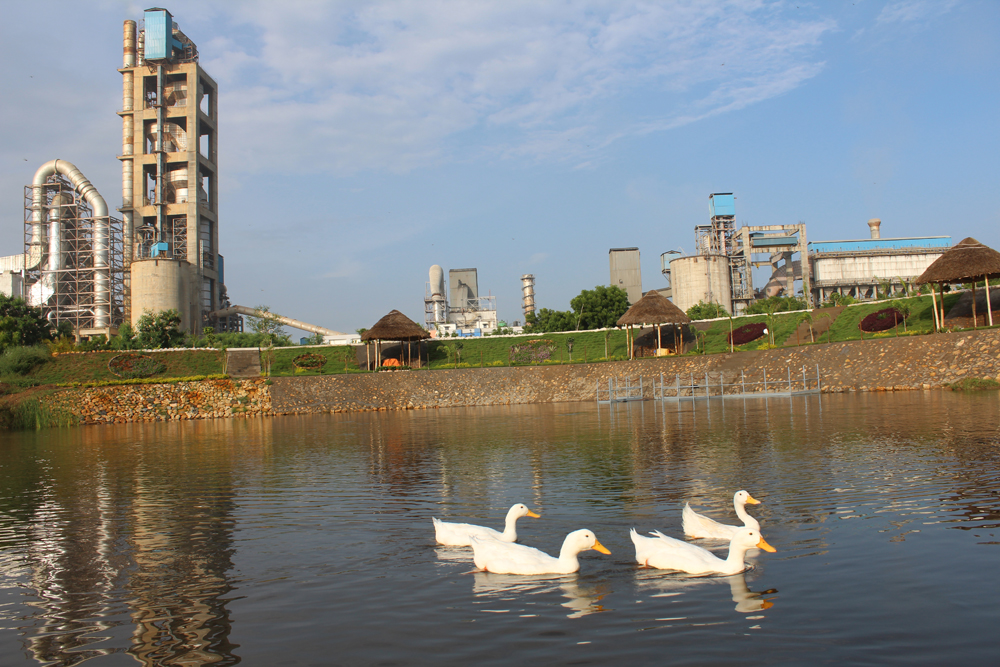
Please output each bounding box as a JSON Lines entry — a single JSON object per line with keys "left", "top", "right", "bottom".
{"left": 361, "top": 309, "right": 430, "bottom": 369}
{"left": 915, "top": 237, "right": 1000, "bottom": 330}
{"left": 616, "top": 291, "right": 692, "bottom": 359}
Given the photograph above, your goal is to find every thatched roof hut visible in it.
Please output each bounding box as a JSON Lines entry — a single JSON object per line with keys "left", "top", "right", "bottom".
{"left": 362, "top": 310, "right": 430, "bottom": 342}
{"left": 617, "top": 291, "right": 691, "bottom": 327}
{"left": 361, "top": 310, "right": 429, "bottom": 368}
{"left": 915, "top": 238, "right": 1000, "bottom": 328}
{"left": 616, "top": 291, "right": 691, "bottom": 359}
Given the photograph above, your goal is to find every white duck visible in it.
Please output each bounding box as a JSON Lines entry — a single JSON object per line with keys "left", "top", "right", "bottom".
{"left": 682, "top": 490, "right": 761, "bottom": 539}
{"left": 471, "top": 529, "right": 611, "bottom": 575}
{"left": 630, "top": 527, "right": 775, "bottom": 575}
{"left": 432, "top": 503, "right": 540, "bottom": 546}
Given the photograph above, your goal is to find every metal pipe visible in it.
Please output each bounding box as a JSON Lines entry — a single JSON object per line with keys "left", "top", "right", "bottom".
{"left": 123, "top": 20, "right": 136, "bottom": 68}
{"left": 122, "top": 21, "right": 135, "bottom": 265}
{"left": 31, "top": 160, "right": 110, "bottom": 326}
{"left": 155, "top": 65, "right": 164, "bottom": 240}
{"left": 207, "top": 305, "right": 348, "bottom": 337}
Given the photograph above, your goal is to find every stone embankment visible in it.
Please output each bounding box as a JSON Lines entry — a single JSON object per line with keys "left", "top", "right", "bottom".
{"left": 43, "top": 329, "right": 1000, "bottom": 425}
{"left": 47, "top": 378, "right": 270, "bottom": 425}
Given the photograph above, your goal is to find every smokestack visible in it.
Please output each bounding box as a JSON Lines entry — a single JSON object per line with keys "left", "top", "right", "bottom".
{"left": 867, "top": 218, "right": 881, "bottom": 240}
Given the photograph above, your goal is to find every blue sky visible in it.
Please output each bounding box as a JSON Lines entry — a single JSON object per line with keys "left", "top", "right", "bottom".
{"left": 1, "top": 0, "right": 997, "bottom": 334}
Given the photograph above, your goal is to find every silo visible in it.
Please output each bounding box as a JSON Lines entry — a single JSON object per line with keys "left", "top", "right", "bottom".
{"left": 669, "top": 254, "right": 732, "bottom": 315}
{"left": 130, "top": 258, "right": 197, "bottom": 332}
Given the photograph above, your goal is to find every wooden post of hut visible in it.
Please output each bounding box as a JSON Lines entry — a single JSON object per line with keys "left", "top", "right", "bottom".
{"left": 986, "top": 273, "right": 994, "bottom": 327}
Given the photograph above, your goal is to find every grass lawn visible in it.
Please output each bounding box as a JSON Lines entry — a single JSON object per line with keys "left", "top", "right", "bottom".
{"left": 28, "top": 349, "right": 224, "bottom": 385}
{"left": 425, "top": 329, "right": 631, "bottom": 369}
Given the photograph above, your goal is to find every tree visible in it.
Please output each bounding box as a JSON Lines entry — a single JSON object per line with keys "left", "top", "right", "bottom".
{"left": 890, "top": 300, "right": 911, "bottom": 333}
{"left": 570, "top": 285, "right": 630, "bottom": 330}
{"left": 0, "top": 294, "right": 53, "bottom": 352}
{"left": 686, "top": 300, "right": 730, "bottom": 320}
{"left": 111, "top": 321, "right": 138, "bottom": 350}
{"left": 526, "top": 308, "right": 576, "bottom": 333}
{"left": 566, "top": 337, "right": 575, "bottom": 361}
{"left": 247, "top": 305, "right": 286, "bottom": 343}
{"left": 134, "top": 309, "right": 185, "bottom": 349}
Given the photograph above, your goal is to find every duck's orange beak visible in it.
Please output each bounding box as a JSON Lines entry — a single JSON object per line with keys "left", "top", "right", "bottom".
{"left": 592, "top": 540, "right": 611, "bottom": 555}
{"left": 756, "top": 536, "right": 776, "bottom": 553}
{"left": 526, "top": 510, "right": 540, "bottom": 518}
{"left": 746, "top": 494, "right": 761, "bottom": 505}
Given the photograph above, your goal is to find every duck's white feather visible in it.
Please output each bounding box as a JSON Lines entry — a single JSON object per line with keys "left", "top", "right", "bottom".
{"left": 682, "top": 490, "right": 761, "bottom": 540}
{"left": 630, "top": 527, "right": 774, "bottom": 575}
{"left": 432, "top": 503, "right": 539, "bottom": 546}
{"left": 471, "top": 529, "right": 610, "bottom": 575}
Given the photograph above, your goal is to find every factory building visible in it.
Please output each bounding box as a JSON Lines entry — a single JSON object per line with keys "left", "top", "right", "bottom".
{"left": 809, "top": 219, "right": 950, "bottom": 303}
{"left": 609, "top": 248, "right": 642, "bottom": 304}
{"left": 662, "top": 194, "right": 950, "bottom": 315}
{"left": 0, "top": 8, "right": 238, "bottom": 338}
{"left": 423, "top": 265, "right": 498, "bottom": 336}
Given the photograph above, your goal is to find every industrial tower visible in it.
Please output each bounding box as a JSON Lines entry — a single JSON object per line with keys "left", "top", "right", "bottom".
{"left": 119, "top": 9, "right": 232, "bottom": 334}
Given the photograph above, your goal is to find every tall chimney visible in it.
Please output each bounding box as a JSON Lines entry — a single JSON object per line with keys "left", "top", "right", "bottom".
{"left": 867, "top": 218, "right": 881, "bottom": 239}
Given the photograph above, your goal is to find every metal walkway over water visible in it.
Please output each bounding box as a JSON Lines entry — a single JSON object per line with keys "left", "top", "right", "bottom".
{"left": 597, "top": 365, "right": 822, "bottom": 403}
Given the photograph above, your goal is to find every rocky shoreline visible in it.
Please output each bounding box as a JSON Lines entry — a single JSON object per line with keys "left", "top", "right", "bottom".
{"left": 41, "top": 329, "right": 1000, "bottom": 425}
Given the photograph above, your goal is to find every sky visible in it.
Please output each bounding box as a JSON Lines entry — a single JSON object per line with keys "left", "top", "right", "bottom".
{"left": 1, "top": 0, "right": 998, "bottom": 335}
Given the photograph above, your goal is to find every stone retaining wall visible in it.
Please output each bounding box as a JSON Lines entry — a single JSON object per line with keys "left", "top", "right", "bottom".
{"left": 47, "top": 378, "right": 270, "bottom": 425}
{"left": 43, "top": 330, "right": 1000, "bottom": 425}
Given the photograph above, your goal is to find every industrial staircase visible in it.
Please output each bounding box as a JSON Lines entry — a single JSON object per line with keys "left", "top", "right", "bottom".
{"left": 226, "top": 348, "right": 261, "bottom": 377}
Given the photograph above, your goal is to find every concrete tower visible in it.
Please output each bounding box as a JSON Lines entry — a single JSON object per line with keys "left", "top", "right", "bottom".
{"left": 119, "top": 9, "right": 226, "bottom": 334}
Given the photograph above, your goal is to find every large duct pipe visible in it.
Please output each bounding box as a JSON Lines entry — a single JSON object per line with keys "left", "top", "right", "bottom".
{"left": 123, "top": 20, "right": 136, "bottom": 68}
{"left": 867, "top": 218, "right": 881, "bottom": 240}
{"left": 208, "top": 305, "right": 348, "bottom": 337}
{"left": 31, "top": 160, "right": 110, "bottom": 327}
{"left": 122, "top": 20, "right": 136, "bottom": 264}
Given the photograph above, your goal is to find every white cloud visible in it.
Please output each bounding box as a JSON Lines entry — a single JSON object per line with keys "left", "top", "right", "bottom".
{"left": 876, "top": 0, "right": 958, "bottom": 25}
{"left": 198, "top": 0, "right": 835, "bottom": 176}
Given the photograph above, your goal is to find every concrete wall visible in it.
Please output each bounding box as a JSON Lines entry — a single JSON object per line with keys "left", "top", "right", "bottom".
{"left": 130, "top": 257, "right": 198, "bottom": 330}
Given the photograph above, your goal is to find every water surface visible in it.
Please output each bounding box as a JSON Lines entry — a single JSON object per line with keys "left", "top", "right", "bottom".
{"left": 1, "top": 392, "right": 998, "bottom": 665}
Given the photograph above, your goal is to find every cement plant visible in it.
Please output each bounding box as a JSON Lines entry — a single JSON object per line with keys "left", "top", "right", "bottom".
{"left": 0, "top": 8, "right": 954, "bottom": 341}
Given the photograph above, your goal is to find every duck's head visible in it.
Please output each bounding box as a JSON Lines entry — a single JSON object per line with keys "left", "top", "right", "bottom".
{"left": 508, "top": 503, "right": 541, "bottom": 520}
{"left": 565, "top": 529, "right": 611, "bottom": 555}
{"left": 733, "top": 527, "right": 776, "bottom": 552}
{"left": 735, "top": 489, "right": 761, "bottom": 506}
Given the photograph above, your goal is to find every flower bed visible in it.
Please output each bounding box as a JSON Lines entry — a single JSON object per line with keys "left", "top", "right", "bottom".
{"left": 859, "top": 308, "right": 905, "bottom": 333}
{"left": 509, "top": 339, "right": 555, "bottom": 365}
{"left": 292, "top": 353, "right": 328, "bottom": 370}
{"left": 728, "top": 323, "right": 767, "bottom": 345}
{"left": 108, "top": 353, "right": 167, "bottom": 379}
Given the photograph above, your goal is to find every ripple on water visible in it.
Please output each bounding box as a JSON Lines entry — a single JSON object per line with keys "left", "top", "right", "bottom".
{"left": 0, "top": 392, "right": 998, "bottom": 665}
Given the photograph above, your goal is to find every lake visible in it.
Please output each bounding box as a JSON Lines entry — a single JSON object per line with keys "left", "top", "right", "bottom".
{"left": 1, "top": 392, "right": 998, "bottom": 665}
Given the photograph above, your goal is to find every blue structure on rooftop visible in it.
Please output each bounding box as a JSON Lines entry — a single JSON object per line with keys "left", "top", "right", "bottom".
{"left": 809, "top": 237, "right": 951, "bottom": 253}
{"left": 143, "top": 8, "right": 184, "bottom": 60}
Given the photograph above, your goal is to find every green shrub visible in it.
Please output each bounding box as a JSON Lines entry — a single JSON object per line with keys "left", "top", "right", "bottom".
{"left": 947, "top": 378, "right": 1000, "bottom": 391}
{"left": 0, "top": 346, "right": 51, "bottom": 376}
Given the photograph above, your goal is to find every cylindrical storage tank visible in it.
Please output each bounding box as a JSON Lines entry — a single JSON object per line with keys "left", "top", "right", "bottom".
{"left": 163, "top": 166, "right": 188, "bottom": 203}
{"left": 145, "top": 122, "right": 187, "bottom": 153}
{"left": 669, "top": 254, "right": 732, "bottom": 315}
{"left": 130, "top": 258, "right": 194, "bottom": 332}
{"left": 429, "top": 265, "right": 444, "bottom": 296}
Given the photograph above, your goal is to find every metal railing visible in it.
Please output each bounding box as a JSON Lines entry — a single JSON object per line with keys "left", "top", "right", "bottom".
{"left": 653, "top": 365, "right": 821, "bottom": 400}
{"left": 596, "top": 377, "right": 644, "bottom": 403}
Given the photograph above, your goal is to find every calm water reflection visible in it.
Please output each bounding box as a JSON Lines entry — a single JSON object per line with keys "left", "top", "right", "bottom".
{"left": 1, "top": 392, "right": 999, "bottom": 665}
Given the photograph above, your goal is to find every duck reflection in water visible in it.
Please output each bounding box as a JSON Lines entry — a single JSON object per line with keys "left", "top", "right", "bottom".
{"left": 471, "top": 572, "right": 609, "bottom": 618}
{"left": 634, "top": 570, "right": 777, "bottom": 614}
